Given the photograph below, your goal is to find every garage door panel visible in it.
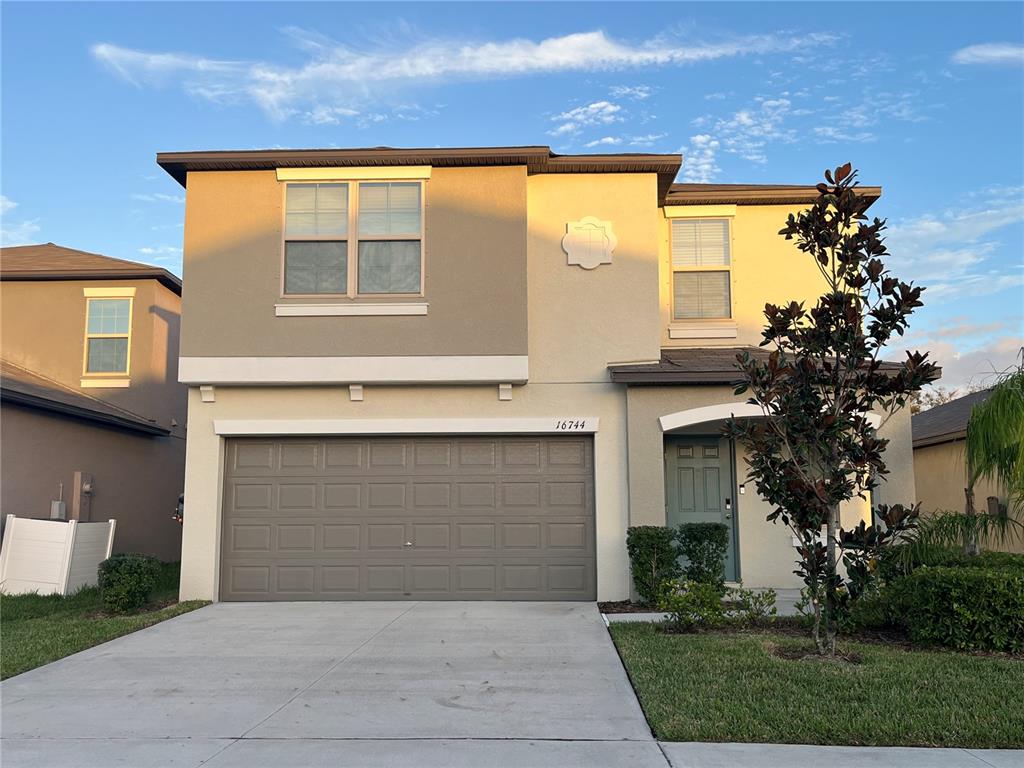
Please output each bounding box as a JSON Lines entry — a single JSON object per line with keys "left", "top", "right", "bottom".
{"left": 221, "top": 436, "right": 595, "bottom": 601}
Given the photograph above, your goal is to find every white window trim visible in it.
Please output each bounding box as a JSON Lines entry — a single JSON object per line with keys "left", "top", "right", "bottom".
{"left": 277, "top": 166, "right": 431, "bottom": 182}
{"left": 81, "top": 295, "right": 133, "bottom": 380}
{"left": 669, "top": 216, "right": 734, "bottom": 327}
{"left": 274, "top": 302, "right": 428, "bottom": 317}
{"left": 281, "top": 179, "right": 426, "bottom": 301}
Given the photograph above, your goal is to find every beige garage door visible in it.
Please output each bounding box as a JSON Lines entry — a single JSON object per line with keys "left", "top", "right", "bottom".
{"left": 220, "top": 436, "right": 596, "bottom": 601}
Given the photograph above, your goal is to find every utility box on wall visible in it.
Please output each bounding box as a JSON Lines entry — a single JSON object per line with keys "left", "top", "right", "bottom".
{"left": 0, "top": 515, "right": 116, "bottom": 596}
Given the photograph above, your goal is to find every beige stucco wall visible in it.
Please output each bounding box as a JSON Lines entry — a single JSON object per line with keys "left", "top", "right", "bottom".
{"left": 526, "top": 173, "right": 662, "bottom": 381}
{"left": 1, "top": 403, "right": 185, "bottom": 561}
{"left": 180, "top": 166, "right": 529, "bottom": 358}
{"left": 658, "top": 204, "right": 834, "bottom": 348}
{"left": 914, "top": 440, "right": 1021, "bottom": 553}
{"left": 0, "top": 279, "right": 186, "bottom": 431}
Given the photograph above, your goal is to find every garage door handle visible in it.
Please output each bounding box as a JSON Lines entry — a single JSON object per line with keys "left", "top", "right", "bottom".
{"left": 404, "top": 541, "right": 413, "bottom": 548}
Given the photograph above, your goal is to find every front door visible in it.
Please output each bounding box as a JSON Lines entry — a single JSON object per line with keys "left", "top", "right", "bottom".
{"left": 665, "top": 436, "right": 738, "bottom": 582}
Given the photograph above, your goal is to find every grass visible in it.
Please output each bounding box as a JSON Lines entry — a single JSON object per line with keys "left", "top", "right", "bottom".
{"left": 1, "top": 562, "right": 208, "bottom": 680}
{"left": 610, "top": 622, "right": 1024, "bottom": 748}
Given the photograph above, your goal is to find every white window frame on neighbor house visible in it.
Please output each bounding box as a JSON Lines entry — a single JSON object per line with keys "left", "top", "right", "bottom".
{"left": 81, "top": 287, "right": 135, "bottom": 388}
{"left": 666, "top": 208, "right": 738, "bottom": 339}
{"left": 279, "top": 178, "right": 426, "bottom": 302}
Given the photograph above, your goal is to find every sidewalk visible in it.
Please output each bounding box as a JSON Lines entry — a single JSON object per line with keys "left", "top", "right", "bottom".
{"left": 660, "top": 743, "right": 1023, "bottom": 768}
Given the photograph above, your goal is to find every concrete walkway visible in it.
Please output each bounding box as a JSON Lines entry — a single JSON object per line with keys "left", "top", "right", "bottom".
{"left": 2, "top": 602, "right": 1020, "bottom": 767}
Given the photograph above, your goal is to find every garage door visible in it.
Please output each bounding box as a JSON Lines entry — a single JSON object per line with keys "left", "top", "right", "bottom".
{"left": 220, "top": 436, "right": 595, "bottom": 600}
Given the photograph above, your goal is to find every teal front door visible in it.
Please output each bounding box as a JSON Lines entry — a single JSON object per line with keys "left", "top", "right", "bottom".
{"left": 665, "top": 436, "right": 738, "bottom": 582}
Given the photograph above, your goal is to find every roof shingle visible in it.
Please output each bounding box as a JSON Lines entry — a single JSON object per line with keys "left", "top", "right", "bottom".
{"left": 1, "top": 243, "right": 181, "bottom": 294}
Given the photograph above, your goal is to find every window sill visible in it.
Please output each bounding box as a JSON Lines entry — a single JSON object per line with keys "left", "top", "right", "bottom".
{"left": 275, "top": 302, "right": 428, "bottom": 317}
{"left": 668, "top": 321, "right": 738, "bottom": 340}
{"left": 81, "top": 378, "right": 130, "bottom": 388}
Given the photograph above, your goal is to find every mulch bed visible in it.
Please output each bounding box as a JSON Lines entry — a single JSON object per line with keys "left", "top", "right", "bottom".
{"left": 598, "top": 600, "right": 663, "bottom": 614}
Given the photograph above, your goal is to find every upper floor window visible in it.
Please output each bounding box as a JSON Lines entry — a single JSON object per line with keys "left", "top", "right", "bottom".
{"left": 84, "top": 298, "right": 132, "bottom": 374}
{"left": 283, "top": 181, "right": 423, "bottom": 297}
{"left": 671, "top": 218, "right": 731, "bottom": 320}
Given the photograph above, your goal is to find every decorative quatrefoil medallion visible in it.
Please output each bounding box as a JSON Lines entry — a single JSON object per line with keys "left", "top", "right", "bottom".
{"left": 561, "top": 216, "right": 617, "bottom": 270}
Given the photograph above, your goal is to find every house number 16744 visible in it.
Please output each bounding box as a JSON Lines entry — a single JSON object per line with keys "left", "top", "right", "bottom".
{"left": 554, "top": 420, "right": 586, "bottom": 431}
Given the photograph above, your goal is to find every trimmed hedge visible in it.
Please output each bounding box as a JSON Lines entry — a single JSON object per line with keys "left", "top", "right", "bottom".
{"left": 626, "top": 526, "right": 681, "bottom": 607}
{"left": 879, "top": 546, "right": 1024, "bottom": 582}
{"left": 676, "top": 522, "right": 729, "bottom": 592}
{"left": 97, "top": 553, "right": 162, "bottom": 613}
{"left": 889, "top": 567, "right": 1024, "bottom": 653}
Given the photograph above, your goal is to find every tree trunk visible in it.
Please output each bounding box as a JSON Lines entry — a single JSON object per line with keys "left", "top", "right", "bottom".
{"left": 824, "top": 505, "right": 839, "bottom": 657}
{"left": 964, "top": 486, "right": 978, "bottom": 556}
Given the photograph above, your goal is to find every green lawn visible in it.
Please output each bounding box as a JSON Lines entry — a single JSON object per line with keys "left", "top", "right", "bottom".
{"left": 1, "top": 563, "right": 208, "bottom": 680}
{"left": 610, "top": 622, "right": 1024, "bottom": 748}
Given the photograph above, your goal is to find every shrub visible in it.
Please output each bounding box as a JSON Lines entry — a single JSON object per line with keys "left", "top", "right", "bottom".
{"left": 97, "top": 553, "right": 162, "bottom": 613}
{"left": 626, "top": 526, "right": 681, "bottom": 607}
{"left": 879, "top": 545, "right": 1024, "bottom": 582}
{"left": 726, "top": 585, "right": 778, "bottom": 626}
{"left": 659, "top": 579, "right": 724, "bottom": 632}
{"left": 889, "top": 567, "right": 1024, "bottom": 652}
{"left": 676, "top": 522, "right": 729, "bottom": 592}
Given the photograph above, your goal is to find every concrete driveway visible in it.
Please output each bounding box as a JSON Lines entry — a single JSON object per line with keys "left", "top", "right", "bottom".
{"left": 0, "top": 602, "right": 663, "bottom": 767}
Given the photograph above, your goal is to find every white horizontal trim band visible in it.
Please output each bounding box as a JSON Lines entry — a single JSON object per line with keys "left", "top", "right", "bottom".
{"left": 664, "top": 204, "right": 736, "bottom": 219}
{"left": 82, "top": 287, "right": 136, "bottom": 298}
{"left": 80, "top": 378, "right": 130, "bottom": 388}
{"left": 179, "top": 355, "right": 529, "bottom": 385}
{"left": 668, "top": 322, "right": 738, "bottom": 339}
{"left": 276, "top": 166, "right": 432, "bottom": 181}
{"left": 274, "top": 303, "right": 428, "bottom": 317}
{"left": 213, "top": 417, "right": 599, "bottom": 436}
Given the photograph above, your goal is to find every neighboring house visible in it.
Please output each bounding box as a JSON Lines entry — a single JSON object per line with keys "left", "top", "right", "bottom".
{"left": 912, "top": 388, "right": 1021, "bottom": 553}
{"left": 158, "top": 145, "right": 915, "bottom": 602}
{"left": 0, "top": 243, "right": 187, "bottom": 562}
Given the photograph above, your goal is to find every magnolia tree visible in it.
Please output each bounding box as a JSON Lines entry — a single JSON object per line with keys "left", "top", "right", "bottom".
{"left": 726, "top": 163, "right": 940, "bottom": 656}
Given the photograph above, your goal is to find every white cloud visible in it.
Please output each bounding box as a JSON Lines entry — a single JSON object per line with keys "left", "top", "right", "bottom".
{"left": 550, "top": 100, "right": 623, "bottom": 136}
{"left": 814, "top": 125, "right": 877, "bottom": 143}
{"left": 0, "top": 218, "right": 41, "bottom": 246}
{"left": 952, "top": 43, "right": 1024, "bottom": 66}
{"left": 894, "top": 334, "right": 1023, "bottom": 392}
{"left": 704, "top": 91, "right": 729, "bottom": 100}
{"left": 0, "top": 195, "right": 17, "bottom": 214}
{"left": 138, "top": 245, "right": 182, "bottom": 256}
{"left": 679, "top": 134, "right": 721, "bottom": 183}
{"left": 628, "top": 133, "right": 667, "bottom": 147}
{"left": 886, "top": 192, "right": 1024, "bottom": 302}
{"left": 584, "top": 136, "right": 623, "bottom": 148}
{"left": 691, "top": 96, "right": 796, "bottom": 167}
{"left": 131, "top": 193, "right": 185, "bottom": 204}
{"left": 609, "top": 85, "right": 652, "bottom": 100}
{"left": 92, "top": 29, "right": 835, "bottom": 121}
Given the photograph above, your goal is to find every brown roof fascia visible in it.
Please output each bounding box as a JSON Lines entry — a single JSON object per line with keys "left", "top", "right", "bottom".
{"left": 666, "top": 183, "right": 882, "bottom": 209}
{"left": 1, "top": 269, "right": 182, "bottom": 295}
{"left": 912, "top": 430, "right": 967, "bottom": 449}
{"left": 156, "top": 146, "right": 683, "bottom": 203}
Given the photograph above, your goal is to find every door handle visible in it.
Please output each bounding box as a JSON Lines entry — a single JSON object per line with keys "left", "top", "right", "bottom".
{"left": 403, "top": 541, "right": 413, "bottom": 548}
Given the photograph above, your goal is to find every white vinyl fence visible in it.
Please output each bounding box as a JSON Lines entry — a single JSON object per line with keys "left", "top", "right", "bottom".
{"left": 0, "top": 515, "right": 116, "bottom": 596}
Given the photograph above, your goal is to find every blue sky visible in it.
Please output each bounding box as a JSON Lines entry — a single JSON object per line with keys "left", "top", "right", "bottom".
{"left": 2, "top": 1, "right": 1021, "bottom": 389}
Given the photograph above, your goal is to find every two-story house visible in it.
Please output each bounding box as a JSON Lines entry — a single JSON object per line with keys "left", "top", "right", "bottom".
{"left": 158, "top": 146, "right": 915, "bottom": 602}
{"left": 0, "top": 243, "right": 187, "bottom": 561}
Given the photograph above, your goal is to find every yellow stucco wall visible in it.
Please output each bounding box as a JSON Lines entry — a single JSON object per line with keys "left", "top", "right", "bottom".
{"left": 658, "top": 204, "right": 838, "bottom": 348}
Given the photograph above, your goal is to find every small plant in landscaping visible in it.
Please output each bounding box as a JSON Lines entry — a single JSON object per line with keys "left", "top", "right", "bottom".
{"left": 676, "top": 522, "right": 729, "bottom": 593}
{"left": 726, "top": 585, "right": 778, "bottom": 626}
{"left": 658, "top": 579, "right": 725, "bottom": 632}
{"left": 626, "top": 526, "right": 681, "bottom": 607}
{"left": 97, "top": 553, "right": 162, "bottom": 613}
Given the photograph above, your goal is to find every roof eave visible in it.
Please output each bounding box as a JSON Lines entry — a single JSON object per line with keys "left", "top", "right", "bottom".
{"left": 1, "top": 269, "right": 182, "bottom": 295}
{"left": 1, "top": 389, "right": 170, "bottom": 436}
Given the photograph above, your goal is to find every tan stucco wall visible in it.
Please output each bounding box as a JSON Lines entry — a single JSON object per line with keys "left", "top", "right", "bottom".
{"left": 527, "top": 173, "right": 661, "bottom": 382}
{"left": 1, "top": 403, "right": 185, "bottom": 561}
{"left": 180, "top": 167, "right": 529, "bottom": 358}
{"left": 658, "top": 204, "right": 834, "bottom": 348}
{"left": 0, "top": 279, "right": 186, "bottom": 431}
{"left": 914, "top": 440, "right": 1021, "bottom": 553}
{"left": 179, "top": 383, "right": 631, "bottom": 601}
